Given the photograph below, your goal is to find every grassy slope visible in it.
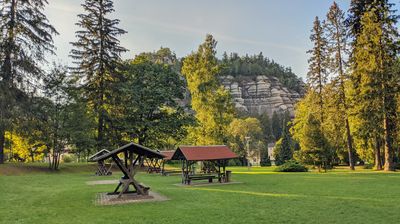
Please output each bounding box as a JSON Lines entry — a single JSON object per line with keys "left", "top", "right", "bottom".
{"left": 1, "top": 164, "right": 400, "bottom": 224}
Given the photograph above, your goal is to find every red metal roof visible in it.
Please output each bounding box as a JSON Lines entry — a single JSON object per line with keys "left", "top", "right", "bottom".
{"left": 160, "top": 150, "right": 175, "bottom": 160}
{"left": 171, "top": 145, "right": 238, "bottom": 161}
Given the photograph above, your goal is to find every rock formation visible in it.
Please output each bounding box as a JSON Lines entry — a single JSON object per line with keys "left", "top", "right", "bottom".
{"left": 220, "top": 75, "right": 303, "bottom": 117}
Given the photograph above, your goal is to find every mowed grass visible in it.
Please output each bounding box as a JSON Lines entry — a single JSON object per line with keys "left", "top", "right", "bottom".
{"left": 1, "top": 163, "right": 400, "bottom": 224}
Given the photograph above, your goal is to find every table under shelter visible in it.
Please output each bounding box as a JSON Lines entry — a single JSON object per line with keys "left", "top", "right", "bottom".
{"left": 89, "top": 149, "right": 112, "bottom": 176}
{"left": 92, "top": 143, "right": 165, "bottom": 198}
{"left": 171, "top": 145, "right": 238, "bottom": 185}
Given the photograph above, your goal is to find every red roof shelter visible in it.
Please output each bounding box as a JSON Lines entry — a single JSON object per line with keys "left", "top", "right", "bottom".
{"left": 161, "top": 150, "right": 175, "bottom": 161}
{"left": 145, "top": 150, "right": 176, "bottom": 174}
{"left": 171, "top": 145, "right": 238, "bottom": 185}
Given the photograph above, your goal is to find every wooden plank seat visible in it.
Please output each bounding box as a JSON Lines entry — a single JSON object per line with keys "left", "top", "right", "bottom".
{"left": 187, "top": 174, "right": 216, "bottom": 184}
{"left": 162, "top": 169, "right": 181, "bottom": 176}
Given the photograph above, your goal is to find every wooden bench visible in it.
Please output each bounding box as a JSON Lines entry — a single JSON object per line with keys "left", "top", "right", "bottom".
{"left": 162, "top": 169, "right": 181, "bottom": 176}
{"left": 187, "top": 174, "right": 216, "bottom": 184}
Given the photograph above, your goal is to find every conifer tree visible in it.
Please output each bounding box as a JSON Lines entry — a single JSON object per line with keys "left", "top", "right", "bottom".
{"left": 351, "top": 2, "right": 399, "bottom": 171}
{"left": 273, "top": 116, "right": 293, "bottom": 165}
{"left": 307, "top": 16, "right": 329, "bottom": 123}
{"left": 299, "top": 114, "right": 331, "bottom": 172}
{"left": 325, "top": 2, "right": 355, "bottom": 170}
{"left": 271, "top": 111, "right": 282, "bottom": 141}
{"left": 70, "top": 0, "right": 127, "bottom": 150}
{"left": 346, "top": 0, "right": 377, "bottom": 38}
{"left": 181, "top": 35, "right": 235, "bottom": 145}
{"left": 0, "top": 0, "right": 58, "bottom": 163}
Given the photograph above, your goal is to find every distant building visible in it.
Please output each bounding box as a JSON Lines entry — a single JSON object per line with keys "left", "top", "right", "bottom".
{"left": 247, "top": 150, "right": 261, "bottom": 166}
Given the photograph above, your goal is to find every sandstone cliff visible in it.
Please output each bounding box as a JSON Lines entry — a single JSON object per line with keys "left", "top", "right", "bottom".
{"left": 220, "top": 75, "right": 304, "bottom": 117}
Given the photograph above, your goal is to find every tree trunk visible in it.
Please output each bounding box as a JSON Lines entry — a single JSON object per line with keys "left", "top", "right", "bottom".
{"left": 30, "top": 151, "right": 35, "bottom": 163}
{"left": 345, "top": 118, "right": 355, "bottom": 170}
{"left": 97, "top": 109, "right": 104, "bottom": 150}
{"left": 375, "top": 136, "right": 382, "bottom": 170}
{"left": 0, "top": 129, "right": 5, "bottom": 164}
{"left": 383, "top": 115, "right": 395, "bottom": 171}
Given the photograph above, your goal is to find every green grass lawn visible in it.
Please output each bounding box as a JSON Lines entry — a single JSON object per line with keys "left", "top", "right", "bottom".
{"left": 1, "top": 163, "right": 400, "bottom": 224}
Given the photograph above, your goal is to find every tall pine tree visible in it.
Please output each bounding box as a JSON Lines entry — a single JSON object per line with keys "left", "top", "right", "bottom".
{"left": 351, "top": 2, "right": 399, "bottom": 171}
{"left": 70, "top": 0, "right": 127, "bottom": 150}
{"left": 346, "top": 0, "right": 377, "bottom": 38}
{"left": 325, "top": 2, "right": 355, "bottom": 170}
{"left": 307, "top": 16, "right": 329, "bottom": 123}
{"left": 0, "top": 0, "right": 58, "bottom": 163}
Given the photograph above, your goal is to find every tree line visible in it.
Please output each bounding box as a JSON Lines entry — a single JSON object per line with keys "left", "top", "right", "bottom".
{"left": 286, "top": 0, "right": 400, "bottom": 171}
{"left": 220, "top": 52, "right": 304, "bottom": 93}
{"left": 0, "top": 0, "right": 292, "bottom": 169}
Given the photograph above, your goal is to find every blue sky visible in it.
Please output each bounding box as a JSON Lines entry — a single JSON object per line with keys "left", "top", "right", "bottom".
{"left": 46, "top": 0, "right": 380, "bottom": 78}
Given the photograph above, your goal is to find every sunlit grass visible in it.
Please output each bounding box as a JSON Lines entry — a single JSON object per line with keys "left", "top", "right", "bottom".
{"left": 1, "top": 163, "right": 400, "bottom": 224}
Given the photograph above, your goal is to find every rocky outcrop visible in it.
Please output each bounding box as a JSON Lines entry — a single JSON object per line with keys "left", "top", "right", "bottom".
{"left": 220, "top": 75, "right": 303, "bottom": 117}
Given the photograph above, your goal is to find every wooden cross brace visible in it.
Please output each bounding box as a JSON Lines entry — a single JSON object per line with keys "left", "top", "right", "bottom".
{"left": 111, "top": 153, "right": 148, "bottom": 198}
{"left": 146, "top": 158, "right": 162, "bottom": 173}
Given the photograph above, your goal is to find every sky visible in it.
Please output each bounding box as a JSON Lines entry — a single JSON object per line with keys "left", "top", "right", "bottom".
{"left": 45, "top": 0, "right": 361, "bottom": 78}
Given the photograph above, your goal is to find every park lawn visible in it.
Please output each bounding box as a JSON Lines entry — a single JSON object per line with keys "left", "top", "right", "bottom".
{"left": 1, "top": 164, "right": 400, "bottom": 224}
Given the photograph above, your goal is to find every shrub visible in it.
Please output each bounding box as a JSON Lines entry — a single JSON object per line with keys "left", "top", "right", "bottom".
{"left": 62, "top": 154, "right": 76, "bottom": 163}
{"left": 363, "top": 163, "right": 374, "bottom": 169}
{"left": 275, "top": 160, "right": 308, "bottom": 172}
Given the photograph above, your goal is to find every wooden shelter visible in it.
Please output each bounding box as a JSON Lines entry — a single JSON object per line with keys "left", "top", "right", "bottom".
{"left": 171, "top": 145, "right": 238, "bottom": 185}
{"left": 89, "top": 149, "right": 112, "bottom": 176}
{"left": 92, "top": 143, "right": 165, "bottom": 197}
{"left": 160, "top": 150, "right": 181, "bottom": 176}
{"left": 145, "top": 157, "right": 163, "bottom": 173}
{"left": 144, "top": 150, "right": 176, "bottom": 174}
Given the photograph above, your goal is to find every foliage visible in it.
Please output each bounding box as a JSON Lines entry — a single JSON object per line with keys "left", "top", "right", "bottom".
{"left": 307, "top": 16, "right": 328, "bottom": 122}
{"left": 325, "top": 2, "right": 355, "bottom": 170}
{"left": 256, "top": 113, "right": 275, "bottom": 143}
{"left": 294, "top": 114, "right": 332, "bottom": 170}
{"left": 70, "top": 0, "right": 127, "bottom": 150}
{"left": 4, "top": 132, "right": 45, "bottom": 162}
{"left": 0, "top": 0, "right": 57, "bottom": 163}
{"left": 273, "top": 118, "right": 294, "bottom": 165}
{"left": 349, "top": 2, "right": 399, "bottom": 171}
{"left": 182, "top": 34, "right": 235, "bottom": 145}
{"left": 220, "top": 52, "right": 303, "bottom": 93}
{"left": 228, "top": 117, "right": 265, "bottom": 158}
{"left": 62, "top": 154, "right": 76, "bottom": 163}
{"left": 274, "top": 160, "right": 308, "bottom": 172}
{"left": 111, "top": 57, "right": 193, "bottom": 149}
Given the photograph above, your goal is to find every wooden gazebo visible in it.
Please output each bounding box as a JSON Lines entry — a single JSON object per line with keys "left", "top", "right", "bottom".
{"left": 92, "top": 143, "right": 165, "bottom": 197}
{"left": 144, "top": 150, "right": 176, "bottom": 174}
{"left": 89, "top": 149, "right": 112, "bottom": 176}
{"left": 171, "top": 145, "right": 238, "bottom": 185}
{"left": 160, "top": 150, "right": 180, "bottom": 175}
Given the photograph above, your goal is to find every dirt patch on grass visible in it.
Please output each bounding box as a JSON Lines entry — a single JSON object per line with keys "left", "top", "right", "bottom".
{"left": 86, "top": 179, "right": 119, "bottom": 185}
{"left": 174, "top": 181, "right": 243, "bottom": 187}
{"left": 0, "top": 163, "right": 101, "bottom": 176}
{"left": 95, "top": 191, "right": 169, "bottom": 206}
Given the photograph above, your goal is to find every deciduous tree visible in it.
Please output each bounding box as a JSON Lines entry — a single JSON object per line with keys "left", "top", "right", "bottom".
{"left": 182, "top": 35, "right": 235, "bottom": 145}
{"left": 0, "top": 0, "right": 57, "bottom": 163}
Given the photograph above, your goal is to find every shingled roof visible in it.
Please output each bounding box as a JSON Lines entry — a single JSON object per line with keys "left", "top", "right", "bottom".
{"left": 92, "top": 143, "right": 165, "bottom": 162}
{"left": 160, "top": 150, "right": 175, "bottom": 160}
{"left": 171, "top": 145, "right": 238, "bottom": 161}
{"left": 88, "top": 149, "right": 110, "bottom": 162}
